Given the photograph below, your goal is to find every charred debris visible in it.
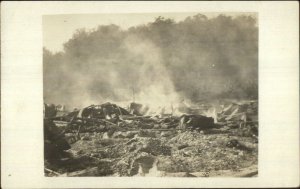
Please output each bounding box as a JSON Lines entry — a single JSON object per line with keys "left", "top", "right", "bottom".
{"left": 44, "top": 100, "right": 258, "bottom": 177}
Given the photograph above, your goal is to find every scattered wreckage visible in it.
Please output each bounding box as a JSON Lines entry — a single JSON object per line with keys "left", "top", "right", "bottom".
{"left": 44, "top": 100, "right": 258, "bottom": 177}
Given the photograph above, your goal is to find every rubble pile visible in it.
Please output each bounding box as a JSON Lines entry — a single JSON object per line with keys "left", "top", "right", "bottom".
{"left": 44, "top": 100, "right": 258, "bottom": 177}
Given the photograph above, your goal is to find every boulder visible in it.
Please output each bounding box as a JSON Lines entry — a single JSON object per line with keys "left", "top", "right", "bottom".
{"left": 179, "top": 115, "right": 214, "bottom": 130}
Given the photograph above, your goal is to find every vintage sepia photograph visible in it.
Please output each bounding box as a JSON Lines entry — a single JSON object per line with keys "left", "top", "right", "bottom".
{"left": 43, "top": 12, "right": 258, "bottom": 177}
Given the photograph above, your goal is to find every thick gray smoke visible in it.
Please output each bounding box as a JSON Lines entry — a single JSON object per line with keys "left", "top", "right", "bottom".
{"left": 43, "top": 14, "right": 258, "bottom": 108}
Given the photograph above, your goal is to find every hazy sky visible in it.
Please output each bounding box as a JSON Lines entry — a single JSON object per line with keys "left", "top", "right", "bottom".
{"left": 43, "top": 12, "right": 257, "bottom": 53}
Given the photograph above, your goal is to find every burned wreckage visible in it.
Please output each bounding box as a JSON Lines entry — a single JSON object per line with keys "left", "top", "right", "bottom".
{"left": 44, "top": 100, "right": 258, "bottom": 177}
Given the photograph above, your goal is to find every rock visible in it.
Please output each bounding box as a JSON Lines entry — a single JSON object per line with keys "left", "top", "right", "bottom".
{"left": 81, "top": 136, "right": 91, "bottom": 140}
{"left": 112, "top": 131, "right": 125, "bottom": 138}
{"left": 134, "top": 153, "right": 155, "bottom": 175}
{"left": 153, "top": 124, "right": 161, "bottom": 129}
{"left": 124, "top": 131, "right": 138, "bottom": 138}
{"left": 65, "top": 167, "right": 99, "bottom": 177}
{"left": 179, "top": 115, "right": 214, "bottom": 130}
{"left": 98, "top": 125, "right": 106, "bottom": 132}
{"left": 160, "top": 131, "right": 173, "bottom": 137}
{"left": 102, "top": 132, "right": 109, "bottom": 139}
{"left": 177, "top": 144, "right": 189, "bottom": 150}
{"left": 63, "top": 160, "right": 114, "bottom": 177}
{"left": 90, "top": 153, "right": 97, "bottom": 157}
{"left": 161, "top": 124, "right": 170, "bottom": 129}
{"left": 226, "top": 139, "right": 252, "bottom": 151}
{"left": 226, "top": 139, "right": 239, "bottom": 147}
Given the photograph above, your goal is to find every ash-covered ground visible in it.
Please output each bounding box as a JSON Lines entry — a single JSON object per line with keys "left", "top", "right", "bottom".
{"left": 44, "top": 100, "right": 258, "bottom": 177}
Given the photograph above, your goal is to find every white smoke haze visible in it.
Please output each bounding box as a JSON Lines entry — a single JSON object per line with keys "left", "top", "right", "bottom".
{"left": 124, "top": 36, "right": 180, "bottom": 109}
{"left": 43, "top": 14, "right": 258, "bottom": 109}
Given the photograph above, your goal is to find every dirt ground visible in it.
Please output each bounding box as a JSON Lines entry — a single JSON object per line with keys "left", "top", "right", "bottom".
{"left": 45, "top": 126, "right": 258, "bottom": 177}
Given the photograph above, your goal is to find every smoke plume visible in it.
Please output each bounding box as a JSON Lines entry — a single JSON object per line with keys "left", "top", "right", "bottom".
{"left": 43, "top": 14, "right": 258, "bottom": 108}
